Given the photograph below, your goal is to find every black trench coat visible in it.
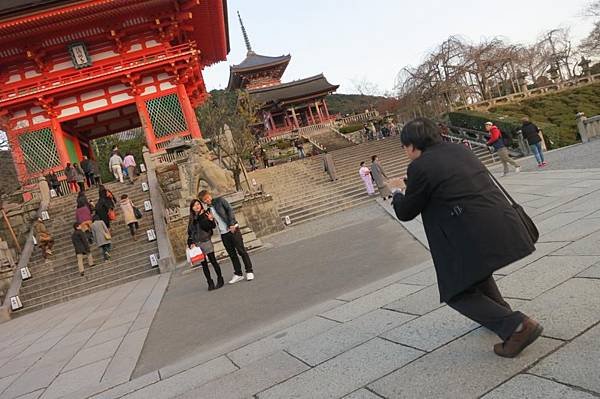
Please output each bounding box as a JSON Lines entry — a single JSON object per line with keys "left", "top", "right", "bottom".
{"left": 393, "top": 142, "right": 535, "bottom": 302}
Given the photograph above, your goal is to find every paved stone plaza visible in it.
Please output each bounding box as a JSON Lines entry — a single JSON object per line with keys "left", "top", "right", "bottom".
{"left": 0, "top": 142, "right": 599, "bottom": 398}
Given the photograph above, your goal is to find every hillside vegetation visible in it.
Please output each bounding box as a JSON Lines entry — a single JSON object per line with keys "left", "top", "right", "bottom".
{"left": 448, "top": 83, "right": 600, "bottom": 148}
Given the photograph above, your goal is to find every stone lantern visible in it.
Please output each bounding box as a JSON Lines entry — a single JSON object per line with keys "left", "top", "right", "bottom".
{"left": 578, "top": 56, "right": 592, "bottom": 77}
{"left": 547, "top": 64, "right": 560, "bottom": 82}
{"left": 164, "top": 137, "right": 191, "bottom": 155}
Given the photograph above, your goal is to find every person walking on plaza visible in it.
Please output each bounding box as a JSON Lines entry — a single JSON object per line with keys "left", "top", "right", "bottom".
{"left": 109, "top": 152, "right": 124, "bottom": 183}
{"left": 123, "top": 152, "right": 137, "bottom": 184}
{"left": 65, "top": 163, "right": 78, "bottom": 193}
{"left": 359, "top": 161, "right": 375, "bottom": 195}
{"left": 392, "top": 117, "right": 542, "bottom": 358}
{"left": 33, "top": 217, "right": 53, "bottom": 262}
{"left": 119, "top": 194, "right": 139, "bottom": 240}
{"left": 71, "top": 222, "right": 94, "bottom": 276}
{"left": 370, "top": 155, "right": 392, "bottom": 199}
{"left": 485, "top": 121, "right": 521, "bottom": 177}
{"left": 187, "top": 199, "right": 224, "bottom": 291}
{"left": 74, "top": 163, "right": 86, "bottom": 192}
{"left": 91, "top": 216, "right": 112, "bottom": 261}
{"left": 199, "top": 190, "right": 254, "bottom": 284}
{"left": 295, "top": 138, "right": 305, "bottom": 159}
{"left": 521, "top": 117, "right": 547, "bottom": 168}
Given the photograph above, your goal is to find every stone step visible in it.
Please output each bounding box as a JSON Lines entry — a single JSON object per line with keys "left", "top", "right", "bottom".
{"left": 24, "top": 242, "right": 158, "bottom": 286}
{"left": 14, "top": 269, "right": 159, "bottom": 315}
{"left": 290, "top": 195, "right": 375, "bottom": 225}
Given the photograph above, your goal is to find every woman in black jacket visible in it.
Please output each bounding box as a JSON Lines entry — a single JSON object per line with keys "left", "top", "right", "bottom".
{"left": 187, "top": 199, "right": 224, "bottom": 290}
{"left": 392, "top": 117, "right": 542, "bottom": 358}
{"left": 95, "top": 188, "right": 114, "bottom": 228}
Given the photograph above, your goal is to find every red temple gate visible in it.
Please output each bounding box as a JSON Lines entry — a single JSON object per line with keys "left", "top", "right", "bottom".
{"left": 0, "top": 0, "right": 229, "bottom": 186}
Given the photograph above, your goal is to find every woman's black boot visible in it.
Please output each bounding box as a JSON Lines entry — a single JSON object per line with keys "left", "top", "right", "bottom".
{"left": 207, "top": 279, "right": 215, "bottom": 291}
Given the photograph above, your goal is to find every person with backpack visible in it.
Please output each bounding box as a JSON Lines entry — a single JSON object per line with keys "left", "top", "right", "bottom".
{"left": 71, "top": 222, "right": 94, "bottom": 276}
{"left": 521, "top": 117, "right": 547, "bottom": 168}
{"left": 187, "top": 199, "right": 224, "bottom": 291}
{"left": 485, "top": 122, "right": 520, "bottom": 177}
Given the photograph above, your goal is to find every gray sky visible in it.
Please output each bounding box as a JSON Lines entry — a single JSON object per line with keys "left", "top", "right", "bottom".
{"left": 203, "top": 0, "right": 595, "bottom": 94}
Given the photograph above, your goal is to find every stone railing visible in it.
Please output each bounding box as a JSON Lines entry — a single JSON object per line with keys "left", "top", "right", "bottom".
{"left": 329, "top": 126, "right": 361, "bottom": 145}
{"left": 456, "top": 73, "right": 600, "bottom": 111}
{"left": 336, "top": 111, "right": 379, "bottom": 125}
{"left": 296, "top": 120, "right": 336, "bottom": 137}
{"left": 142, "top": 148, "right": 176, "bottom": 273}
{"left": 576, "top": 113, "right": 600, "bottom": 143}
{"left": 0, "top": 198, "right": 48, "bottom": 322}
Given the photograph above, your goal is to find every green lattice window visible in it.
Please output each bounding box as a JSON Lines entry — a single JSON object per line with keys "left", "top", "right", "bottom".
{"left": 18, "top": 127, "right": 60, "bottom": 174}
{"left": 145, "top": 93, "right": 188, "bottom": 138}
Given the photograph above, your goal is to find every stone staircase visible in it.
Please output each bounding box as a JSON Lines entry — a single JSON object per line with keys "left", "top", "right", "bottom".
{"left": 306, "top": 128, "right": 355, "bottom": 152}
{"left": 14, "top": 179, "right": 160, "bottom": 315}
{"left": 249, "top": 136, "right": 500, "bottom": 225}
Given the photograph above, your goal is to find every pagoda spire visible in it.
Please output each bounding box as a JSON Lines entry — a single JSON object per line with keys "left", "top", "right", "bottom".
{"left": 237, "top": 11, "right": 253, "bottom": 54}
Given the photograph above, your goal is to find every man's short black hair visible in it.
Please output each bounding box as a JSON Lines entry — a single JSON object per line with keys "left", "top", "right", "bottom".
{"left": 198, "top": 190, "right": 210, "bottom": 200}
{"left": 400, "top": 117, "right": 442, "bottom": 151}
{"left": 371, "top": 155, "right": 377, "bottom": 162}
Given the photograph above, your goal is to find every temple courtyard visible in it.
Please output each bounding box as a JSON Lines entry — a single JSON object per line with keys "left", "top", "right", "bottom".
{"left": 0, "top": 140, "right": 599, "bottom": 398}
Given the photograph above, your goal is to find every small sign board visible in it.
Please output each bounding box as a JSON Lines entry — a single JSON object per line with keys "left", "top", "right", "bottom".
{"left": 41, "top": 211, "right": 50, "bottom": 221}
{"left": 10, "top": 295, "right": 23, "bottom": 311}
{"left": 68, "top": 42, "right": 92, "bottom": 69}
{"left": 32, "top": 236, "right": 37, "bottom": 245}
{"left": 144, "top": 200, "right": 152, "bottom": 211}
{"left": 284, "top": 215, "right": 292, "bottom": 225}
{"left": 140, "top": 163, "right": 147, "bottom": 173}
{"left": 141, "top": 182, "right": 149, "bottom": 192}
{"left": 146, "top": 229, "right": 156, "bottom": 242}
{"left": 149, "top": 254, "right": 159, "bottom": 267}
{"left": 50, "top": 189, "right": 57, "bottom": 198}
{"left": 20, "top": 267, "right": 32, "bottom": 280}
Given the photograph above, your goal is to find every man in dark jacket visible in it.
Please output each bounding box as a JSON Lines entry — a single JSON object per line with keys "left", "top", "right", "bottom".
{"left": 199, "top": 190, "right": 254, "bottom": 284}
{"left": 392, "top": 117, "right": 542, "bottom": 358}
{"left": 521, "top": 117, "right": 547, "bottom": 167}
{"left": 71, "top": 222, "right": 94, "bottom": 276}
{"left": 485, "top": 122, "right": 520, "bottom": 177}
{"left": 80, "top": 156, "right": 94, "bottom": 188}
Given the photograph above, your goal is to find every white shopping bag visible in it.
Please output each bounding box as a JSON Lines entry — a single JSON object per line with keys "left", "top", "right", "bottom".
{"left": 186, "top": 246, "right": 205, "bottom": 267}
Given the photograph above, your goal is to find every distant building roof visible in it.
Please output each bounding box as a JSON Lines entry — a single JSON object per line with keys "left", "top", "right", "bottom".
{"left": 250, "top": 74, "right": 339, "bottom": 107}
{"left": 228, "top": 51, "right": 290, "bottom": 90}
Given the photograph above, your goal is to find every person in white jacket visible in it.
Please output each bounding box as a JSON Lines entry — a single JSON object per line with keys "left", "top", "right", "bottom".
{"left": 109, "top": 152, "right": 124, "bottom": 183}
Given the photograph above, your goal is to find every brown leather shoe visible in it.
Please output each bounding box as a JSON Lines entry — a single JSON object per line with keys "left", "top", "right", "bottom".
{"left": 494, "top": 317, "right": 543, "bottom": 358}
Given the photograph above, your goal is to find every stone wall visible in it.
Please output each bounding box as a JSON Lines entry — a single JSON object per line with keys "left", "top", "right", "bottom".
{"left": 239, "top": 195, "right": 284, "bottom": 237}
{"left": 0, "top": 199, "right": 40, "bottom": 251}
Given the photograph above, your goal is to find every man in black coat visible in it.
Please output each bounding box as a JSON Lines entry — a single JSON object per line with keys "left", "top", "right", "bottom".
{"left": 71, "top": 222, "right": 94, "bottom": 277}
{"left": 521, "top": 117, "right": 547, "bottom": 167}
{"left": 392, "top": 117, "right": 543, "bottom": 358}
{"left": 199, "top": 190, "right": 254, "bottom": 284}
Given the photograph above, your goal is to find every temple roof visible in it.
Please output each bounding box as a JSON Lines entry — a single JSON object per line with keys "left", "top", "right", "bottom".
{"left": 227, "top": 51, "right": 290, "bottom": 90}
{"left": 0, "top": 0, "right": 77, "bottom": 19}
{"left": 249, "top": 74, "right": 339, "bottom": 106}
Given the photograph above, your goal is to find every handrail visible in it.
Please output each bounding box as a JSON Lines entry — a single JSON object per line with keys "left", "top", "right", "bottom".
{"left": 0, "top": 198, "right": 49, "bottom": 322}
{"left": 142, "top": 148, "right": 175, "bottom": 273}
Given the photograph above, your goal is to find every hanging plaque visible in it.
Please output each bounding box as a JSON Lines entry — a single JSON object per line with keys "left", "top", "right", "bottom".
{"left": 144, "top": 200, "right": 152, "bottom": 211}
{"left": 41, "top": 211, "right": 50, "bottom": 221}
{"left": 68, "top": 42, "right": 92, "bottom": 69}
{"left": 140, "top": 164, "right": 147, "bottom": 173}
{"left": 149, "top": 254, "right": 159, "bottom": 267}
{"left": 20, "top": 267, "right": 32, "bottom": 280}
{"left": 141, "top": 182, "right": 149, "bottom": 192}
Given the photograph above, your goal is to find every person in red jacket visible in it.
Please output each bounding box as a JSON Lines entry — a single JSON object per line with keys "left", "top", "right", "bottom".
{"left": 485, "top": 122, "right": 520, "bottom": 176}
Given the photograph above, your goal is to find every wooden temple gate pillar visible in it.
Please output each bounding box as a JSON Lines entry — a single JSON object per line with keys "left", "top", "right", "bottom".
{"left": 134, "top": 95, "right": 158, "bottom": 153}
{"left": 50, "top": 117, "right": 71, "bottom": 168}
{"left": 322, "top": 99, "right": 330, "bottom": 118}
{"left": 177, "top": 83, "right": 202, "bottom": 139}
{"left": 314, "top": 101, "right": 323, "bottom": 123}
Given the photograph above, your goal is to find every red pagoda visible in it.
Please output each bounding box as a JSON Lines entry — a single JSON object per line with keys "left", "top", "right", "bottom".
{"left": 0, "top": 0, "right": 229, "bottom": 187}
{"left": 228, "top": 13, "right": 339, "bottom": 138}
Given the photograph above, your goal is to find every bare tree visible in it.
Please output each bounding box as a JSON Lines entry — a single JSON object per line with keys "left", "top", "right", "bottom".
{"left": 580, "top": 1, "right": 600, "bottom": 56}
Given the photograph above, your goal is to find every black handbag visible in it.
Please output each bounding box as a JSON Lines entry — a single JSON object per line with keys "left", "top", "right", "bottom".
{"left": 133, "top": 206, "right": 143, "bottom": 219}
{"left": 489, "top": 172, "right": 539, "bottom": 243}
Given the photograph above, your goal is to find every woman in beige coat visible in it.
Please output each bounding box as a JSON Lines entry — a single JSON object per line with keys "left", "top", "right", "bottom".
{"left": 119, "top": 194, "right": 139, "bottom": 240}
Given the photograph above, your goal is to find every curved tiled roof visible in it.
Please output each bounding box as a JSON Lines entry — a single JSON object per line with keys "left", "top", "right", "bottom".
{"left": 231, "top": 51, "right": 290, "bottom": 72}
{"left": 250, "top": 74, "right": 339, "bottom": 106}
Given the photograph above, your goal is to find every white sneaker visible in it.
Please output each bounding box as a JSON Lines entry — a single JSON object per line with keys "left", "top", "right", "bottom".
{"left": 229, "top": 275, "right": 244, "bottom": 284}
{"left": 246, "top": 272, "right": 254, "bottom": 281}
{"left": 515, "top": 167, "right": 521, "bottom": 173}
